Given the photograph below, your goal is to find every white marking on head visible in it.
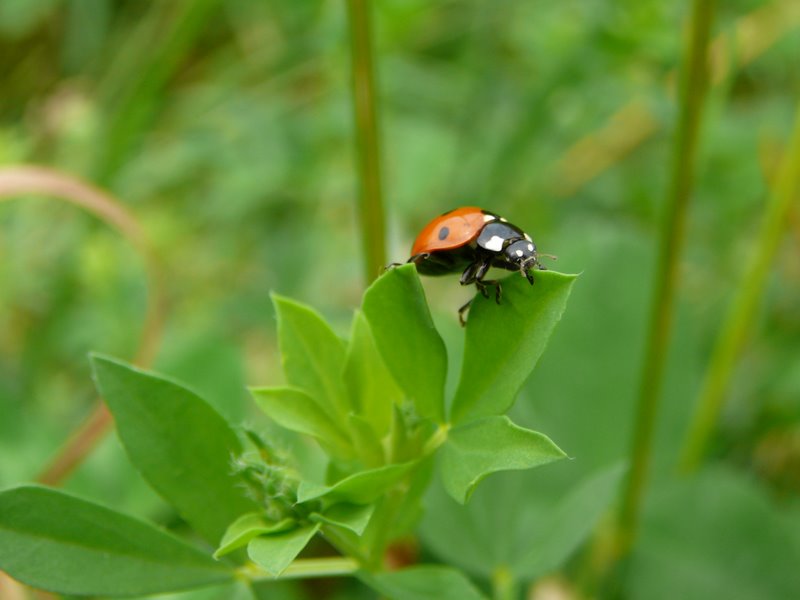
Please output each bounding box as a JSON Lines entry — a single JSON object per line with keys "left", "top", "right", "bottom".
{"left": 485, "top": 235, "right": 504, "bottom": 252}
{"left": 500, "top": 217, "right": 508, "bottom": 222}
{"left": 483, "top": 214, "right": 496, "bottom": 222}
{"left": 527, "top": 243, "right": 534, "bottom": 252}
{"left": 524, "top": 233, "right": 532, "bottom": 242}
{"left": 515, "top": 249, "right": 523, "bottom": 257}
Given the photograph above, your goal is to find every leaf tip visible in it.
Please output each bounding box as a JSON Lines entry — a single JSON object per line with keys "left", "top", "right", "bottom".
{"left": 88, "top": 353, "right": 134, "bottom": 389}
{"left": 88, "top": 351, "right": 119, "bottom": 370}
{"left": 269, "top": 290, "right": 287, "bottom": 303}
{"left": 295, "top": 480, "right": 326, "bottom": 504}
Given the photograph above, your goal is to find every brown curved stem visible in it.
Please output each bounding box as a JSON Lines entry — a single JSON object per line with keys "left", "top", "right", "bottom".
{"left": 0, "top": 165, "right": 167, "bottom": 485}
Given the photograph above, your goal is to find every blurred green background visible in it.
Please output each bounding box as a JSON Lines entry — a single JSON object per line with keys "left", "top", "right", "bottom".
{"left": 1, "top": 0, "right": 799, "bottom": 598}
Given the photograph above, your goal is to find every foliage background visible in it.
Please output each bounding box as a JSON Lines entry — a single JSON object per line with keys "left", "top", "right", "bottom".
{"left": 1, "top": 0, "right": 799, "bottom": 598}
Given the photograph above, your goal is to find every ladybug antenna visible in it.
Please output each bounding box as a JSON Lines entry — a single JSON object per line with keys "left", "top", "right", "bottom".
{"left": 521, "top": 251, "right": 555, "bottom": 275}
{"left": 520, "top": 255, "right": 540, "bottom": 273}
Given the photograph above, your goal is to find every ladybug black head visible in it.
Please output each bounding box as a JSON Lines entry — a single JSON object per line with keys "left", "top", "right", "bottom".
{"left": 502, "top": 238, "right": 540, "bottom": 278}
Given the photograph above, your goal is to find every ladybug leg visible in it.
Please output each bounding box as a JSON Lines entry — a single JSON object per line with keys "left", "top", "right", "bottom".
{"left": 475, "top": 279, "right": 502, "bottom": 304}
{"left": 475, "top": 280, "right": 491, "bottom": 299}
{"left": 459, "top": 260, "right": 483, "bottom": 286}
{"left": 407, "top": 252, "right": 431, "bottom": 264}
{"left": 475, "top": 259, "right": 492, "bottom": 282}
{"left": 458, "top": 258, "right": 503, "bottom": 325}
{"left": 457, "top": 259, "right": 490, "bottom": 325}
{"left": 384, "top": 253, "right": 429, "bottom": 273}
{"left": 525, "top": 268, "right": 536, "bottom": 285}
{"left": 471, "top": 260, "right": 503, "bottom": 304}
{"left": 465, "top": 260, "right": 494, "bottom": 299}
{"left": 458, "top": 298, "right": 472, "bottom": 327}
{"left": 470, "top": 260, "right": 492, "bottom": 285}
{"left": 456, "top": 281, "right": 501, "bottom": 326}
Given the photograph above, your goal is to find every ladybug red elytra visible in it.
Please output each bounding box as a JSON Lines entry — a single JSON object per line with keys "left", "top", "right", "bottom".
{"left": 406, "top": 207, "right": 554, "bottom": 324}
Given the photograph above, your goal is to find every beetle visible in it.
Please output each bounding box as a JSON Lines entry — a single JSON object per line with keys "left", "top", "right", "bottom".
{"left": 406, "top": 207, "right": 554, "bottom": 324}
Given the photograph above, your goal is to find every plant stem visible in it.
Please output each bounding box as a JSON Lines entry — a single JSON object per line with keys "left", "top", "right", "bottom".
{"left": 421, "top": 423, "right": 451, "bottom": 456}
{"left": 679, "top": 103, "right": 800, "bottom": 472}
{"left": 0, "top": 166, "right": 167, "bottom": 484}
{"left": 240, "top": 557, "right": 359, "bottom": 581}
{"left": 321, "top": 524, "right": 370, "bottom": 565}
{"left": 345, "top": 0, "right": 387, "bottom": 284}
{"left": 616, "top": 0, "right": 715, "bottom": 555}
{"left": 491, "top": 565, "right": 518, "bottom": 600}
{"left": 362, "top": 489, "right": 406, "bottom": 570}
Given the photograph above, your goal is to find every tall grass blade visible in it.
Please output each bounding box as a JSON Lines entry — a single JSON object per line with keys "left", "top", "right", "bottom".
{"left": 679, "top": 103, "right": 800, "bottom": 472}
{"left": 616, "top": 0, "right": 716, "bottom": 555}
{"left": 346, "top": 0, "right": 387, "bottom": 283}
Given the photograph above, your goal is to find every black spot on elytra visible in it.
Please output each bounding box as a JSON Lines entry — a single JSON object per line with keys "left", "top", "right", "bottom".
{"left": 438, "top": 226, "right": 450, "bottom": 240}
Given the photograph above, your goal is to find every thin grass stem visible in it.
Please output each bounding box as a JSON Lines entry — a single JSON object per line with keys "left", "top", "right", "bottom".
{"left": 346, "top": 0, "right": 387, "bottom": 284}
{"left": 240, "top": 557, "right": 359, "bottom": 581}
{"left": 491, "top": 565, "right": 518, "bottom": 600}
{"left": 615, "top": 0, "right": 716, "bottom": 555}
{"left": 679, "top": 103, "right": 800, "bottom": 472}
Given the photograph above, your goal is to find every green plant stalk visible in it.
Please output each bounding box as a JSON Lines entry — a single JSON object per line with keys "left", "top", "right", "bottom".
{"left": 240, "top": 556, "right": 359, "bottom": 581}
{"left": 679, "top": 103, "right": 800, "bottom": 472}
{"left": 616, "top": 0, "right": 715, "bottom": 555}
{"left": 491, "top": 565, "right": 518, "bottom": 600}
{"left": 421, "top": 423, "right": 450, "bottom": 456}
{"left": 346, "top": 0, "right": 387, "bottom": 283}
{"left": 321, "top": 524, "right": 370, "bottom": 566}
{"left": 361, "top": 489, "right": 408, "bottom": 570}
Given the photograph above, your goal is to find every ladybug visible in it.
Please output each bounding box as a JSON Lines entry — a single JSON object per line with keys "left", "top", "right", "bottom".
{"left": 407, "top": 207, "right": 554, "bottom": 324}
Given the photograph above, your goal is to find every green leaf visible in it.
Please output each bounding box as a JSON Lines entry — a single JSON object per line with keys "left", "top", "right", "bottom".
{"left": 510, "top": 231, "right": 681, "bottom": 477}
{"left": 297, "top": 462, "right": 416, "bottom": 504}
{"left": 214, "top": 513, "right": 295, "bottom": 559}
{"left": 420, "top": 464, "right": 623, "bottom": 580}
{"left": 440, "top": 415, "right": 566, "bottom": 503}
{"left": 159, "top": 334, "right": 248, "bottom": 424}
{"left": 91, "top": 354, "right": 259, "bottom": 544}
{"left": 348, "top": 413, "right": 385, "bottom": 467}
{"left": 311, "top": 503, "right": 375, "bottom": 536}
{"left": 362, "top": 264, "right": 447, "bottom": 423}
{"left": 450, "top": 271, "right": 577, "bottom": 423}
{"left": 510, "top": 463, "right": 625, "bottom": 578}
{"left": 250, "top": 386, "right": 352, "bottom": 457}
{"left": 247, "top": 523, "right": 320, "bottom": 577}
{"left": 343, "top": 310, "right": 400, "bottom": 436}
{"left": 360, "top": 565, "right": 487, "bottom": 600}
{"left": 389, "top": 403, "right": 414, "bottom": 463}
{"left": 272, "top": 293, "right": 350, "bottom": 420}
{"left": 0, "top": 486, "right": 231, "bottom": 596}
{"left": 630, "top": 467, "right": 800, "bottom": 600}
{"left": 156, "top": 581, "right": 258, "bottom": 600}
